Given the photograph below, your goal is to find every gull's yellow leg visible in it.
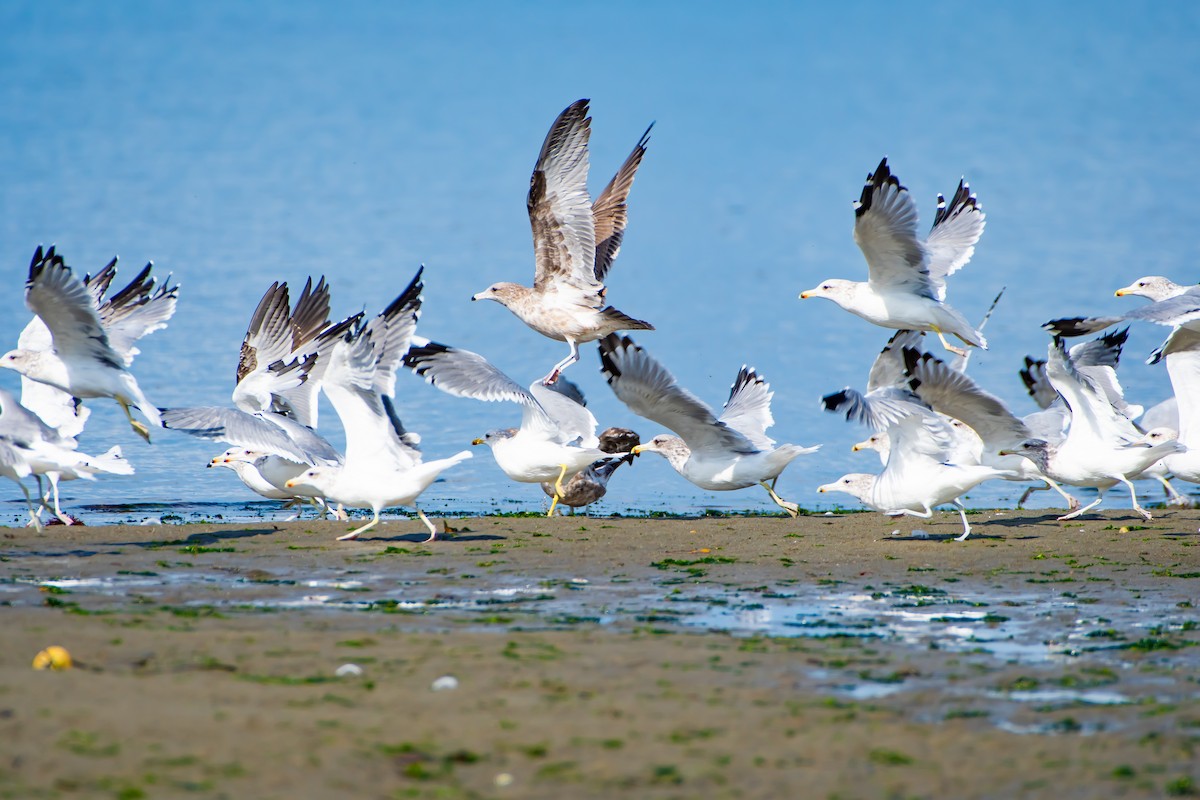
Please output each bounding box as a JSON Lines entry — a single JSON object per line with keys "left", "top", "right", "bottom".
{"left": 760, "top": 481, "right": 800, "bottom": 518}
{"left": 416, "top": 508, "right": 438, "bottom": 543}
{"left": 117, "top": 397, "right": 151, "bottom": 442}
{"left": 338, "top": 509, "right": 380, "bottom": 541}
{"left": 930, "top": 325, "right": 970, "bottom": 359}
{"left": 546, "top": 463, "right": 569, "bottom": 517}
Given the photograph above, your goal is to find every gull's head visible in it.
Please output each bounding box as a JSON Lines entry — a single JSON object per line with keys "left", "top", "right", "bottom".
{"left": 631, "top": 435, "right": 690, "bottom": 467}
{"left": 1115, "top": 276, "right": 1185, "bottom": 301}
{"left": 472, "top": 282, "right": 525, "bottom": 307}
{"left": 799, "top": 279, "right": 855, "bottom": 305}
{"left": 997, "top": 439, "right": 1051, "bottom": 470}
{"left": 285, "top": 466, "right": 331, "bottom": 492}
{"left": 852, "top": 433, "right": 888, "bottom": 453}
{"left": 817, "top": 473, "right": 873, "bottom": 502}
{"left": 473, "top": 428, "right": 518, "bottom": 448}
{"left": 0, "top": 349, "right": 35, "bottom": 375}
{"left": 1138, "top": 427, "right": 1184, "bottom": 452}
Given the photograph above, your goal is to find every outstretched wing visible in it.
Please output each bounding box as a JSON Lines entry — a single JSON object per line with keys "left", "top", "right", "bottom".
{"left": 598, "top": 334, "right": 757, "bottom": 454}
{"left": 854, "top": 158, "right": 935, "bottom": 299}
{"left": 24, "top": 246, "right": 124, "bottom": 370}
{"left": 924, "top": 178, "right": 985, "bottom": 298}
{"left": 717, "top": 366, "right": 775, "bottom": 450}
{"left": 592, "top": 122, "right": 652, "bottom": 283}
{"left": 529, "top": 99, "right": 599, "bottom": 298}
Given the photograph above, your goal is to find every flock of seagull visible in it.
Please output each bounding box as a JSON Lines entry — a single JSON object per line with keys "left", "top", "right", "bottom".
{"left": 2, "top": 98, "right": 1198, "bottom": 542}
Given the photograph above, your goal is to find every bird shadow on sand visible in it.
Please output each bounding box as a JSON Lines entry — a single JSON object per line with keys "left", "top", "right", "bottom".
{"left": 348, "top": 531, "right": 508, "bottom": 544}
{"left": 112, "top": 528, "right": 280, "bottom": 548}
{"left": 881, "top": 531, "right": 1008, "bottom": 543}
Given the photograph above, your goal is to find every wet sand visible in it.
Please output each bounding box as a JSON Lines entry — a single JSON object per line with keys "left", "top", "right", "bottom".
{"left": 2, "top": 509, "right": 1199, "bottom": 799}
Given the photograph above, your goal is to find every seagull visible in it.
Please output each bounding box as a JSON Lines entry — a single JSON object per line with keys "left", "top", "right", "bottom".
{"left": 1017, "top": 331, "right": 1188, "bottom": 507}
{"left": 16, "top": 253, "right": 175, "bottom": 439}
{"left": 208, "top": 447, "right": 341, "bottom": 520}
{"left": 0, "top": 438, "right": 39, "bottom": 531}
{"left": 159, "top": 277, "right": 355, "bottom": 467}
{"left": 820, "top": 384, "right": 1014, "bottom": 540}
{"left": 286, "top": 270, "right": 473, "bottom": 541}
{"left": 1044, "top": 285, "right": 1200, "bottom": 364}
{"left": 901, "top": 346, "right": 1082, "bottom": 510}
{"left": 472, "top": 98, "right": 654, "bottom": 385}
{"left": 598, "top": 334, "right": 818, "bottom": 516}
{"left": 1, "top": 246, "right": 175, "bottom": 441}
{"left": 403, "top": 339, "right": 607, "bottom": 512}
{"left": 540, "top": 426, "right": 641, "bottom": 515}
{"left": 1115, "top": 276, "right": 1192, "bottom": 301}
{"left": 998, "top": 337, "right": 1185, "bottom": 521}
{"left": 0, "top": 388, "right": 133, "bottom": 526}
{"left": 1133, "top": 326, "right": 1200, "bottom": 488}
{"left": 800, "top": 157, "right": 988, "bottom": 357}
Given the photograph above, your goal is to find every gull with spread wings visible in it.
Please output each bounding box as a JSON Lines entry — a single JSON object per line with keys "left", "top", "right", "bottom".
{"left": 1, "top": 246, "right": 175, "bottom": 442}
{"left": 800, "top": 158, "right": 988, "bottom": 357}
{"left": 598, "top": 334, "right": 818, "bottom": 516}
{"left": 472, "top": 98, "right": 654, "bottom": 385}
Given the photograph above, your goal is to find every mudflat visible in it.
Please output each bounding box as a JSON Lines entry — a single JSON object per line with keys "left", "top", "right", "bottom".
{"left": 2, "top": 509, "right": 1198, "bottom": 799}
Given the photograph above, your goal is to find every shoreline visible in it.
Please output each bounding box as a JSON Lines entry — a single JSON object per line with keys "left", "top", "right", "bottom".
{"left": 2, "top": 512, "right": 1198, "bottom": 798}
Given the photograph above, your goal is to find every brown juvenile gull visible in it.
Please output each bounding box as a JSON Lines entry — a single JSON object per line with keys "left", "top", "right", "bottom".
{"left": 472, "top": 98, "right": 654, "bottom": 385}
{"left": 540, "top": 426, "right": 641, "bottom": 514}
{"left": 800, "top": 158, "right": 988, "bottom": 357}
{"left": 0, "top": 246, "right": 172, "bottom": 441}
{"left": 599, "top": 334, "right": 819, "bottom": 516}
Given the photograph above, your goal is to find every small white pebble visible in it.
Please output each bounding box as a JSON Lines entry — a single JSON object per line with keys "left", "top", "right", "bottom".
{"left": 824, "top": 511, "right": 835, "bottom": 516}
{"left": 570, "top": 577, "right": 588, "bottom": 585}
{"left": 431, "top": 675, "right": 459, "bottom": 691}
{"left": 494, "top": 773, "right": 514, "bottom": 788}
{"left": 335, "top": 663, "right": 363, "bottom": 677}
{"left": 889, "top": 529, "right": 902, "bottom": 536}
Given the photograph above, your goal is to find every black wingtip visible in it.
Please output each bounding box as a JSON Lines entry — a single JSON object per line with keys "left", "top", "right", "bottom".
{"left": 819, "top": 389, "right": 851, "bottom": 413}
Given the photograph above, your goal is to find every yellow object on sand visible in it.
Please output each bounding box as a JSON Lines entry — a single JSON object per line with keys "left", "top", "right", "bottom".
{"left": 32, "top": 645, "right": 72, "bottom": 671}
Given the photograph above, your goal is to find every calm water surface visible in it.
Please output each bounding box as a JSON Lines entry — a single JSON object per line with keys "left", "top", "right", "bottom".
{"left": 1, "top": 2, "right": 1198, "bottom": 523}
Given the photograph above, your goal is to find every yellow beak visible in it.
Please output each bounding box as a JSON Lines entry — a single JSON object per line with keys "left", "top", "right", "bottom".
{"left": 631, "top": 444, "right": 646, "bottom": 455}
{"left": 284, "top": 479, "right": 296, "bottom": 488}
{"left": 471, "top": 437, "right": 485, "bottom": 446}
{"left": 1114, "top": 289, "right": 1129, "bottom": 297}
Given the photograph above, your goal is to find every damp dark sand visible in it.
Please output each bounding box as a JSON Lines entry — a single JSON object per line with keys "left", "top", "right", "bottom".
{"left": 2, "top": 509, "right": 1199, "bottom": 799}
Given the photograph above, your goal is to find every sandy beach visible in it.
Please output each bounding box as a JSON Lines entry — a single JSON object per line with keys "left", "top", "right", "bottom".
{"left": 2, "top": 509, "right": 1198, "bottom": 799}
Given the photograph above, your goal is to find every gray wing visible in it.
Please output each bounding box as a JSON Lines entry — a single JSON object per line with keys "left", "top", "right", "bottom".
{"left": 592, "top": 122, "right": 652, "bottom": 283}
{"left": 24, "top": 246, "right": 123, "bottom": 369}
{"left": 867, "top": 330, "right": 926, "bottom": 392}
{"left": 529, "top": 99, "right": 599, "bottom": 296}
{"left": 598, "top": 334, "right": 758, "bottom": 454}
{"left": 924, "top": 178, "right": 985, "bottom": 299}
{"left": 404, "top": 339, "right": 536, "bottom": 406}
{"left": 902, "top": 348, "right": 1031, "bottom": 449}
{"left": 160, "top": 406, "right": 341, "bottom": 465}
{"left": 0, "top": 388, "right": 73, "bottom": 448}
{"left": 853, "top": 159, "right": 936, "bottom": 299}
{"left": 1045, "top": 287, "right": 1200, "bottom": 337}
{"left": 236, "top": 282, "right": 293, "bottom": 385}
{"left": 97, "top": 261, "right": 179, "bottom": 366}
{"left": 717, "top": 366, "right": 776, "bottom": 450}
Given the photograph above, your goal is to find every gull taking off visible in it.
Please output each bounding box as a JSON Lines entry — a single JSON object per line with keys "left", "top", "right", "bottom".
{"left": 472, "top": 98, "right": 654, "bottom": 385}
{"left": 598, "top": 334, "right": 818, "bottom": 515}
{"left": 800, "top": 158, "right": 988, "bottom": 357}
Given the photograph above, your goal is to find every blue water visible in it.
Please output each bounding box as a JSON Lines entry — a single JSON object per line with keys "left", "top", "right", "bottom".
{"left": 1, "top": 2, "right": 1198, "bottom": 521}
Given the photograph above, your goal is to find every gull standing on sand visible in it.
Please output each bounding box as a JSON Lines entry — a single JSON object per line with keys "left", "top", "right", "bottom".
{"left": 819, "top": 384, "right": 1014, "bottom": 541}
{"left": 800, "top": 158, "right": 988, "bottom": 357}
{"left": 286, "top": 269, "right": 472, "bottom": 541}
{"left": 472, "top": 98, "right": 654, "bottom": 385}
{"left": 598, "top": 334, "right": 818, "bottom": 516}
{"left": 403, "top": 339, "right": 608, "bottom": 514}
{"left": 1, "top": 246, "right": 175, "bottom": 441}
